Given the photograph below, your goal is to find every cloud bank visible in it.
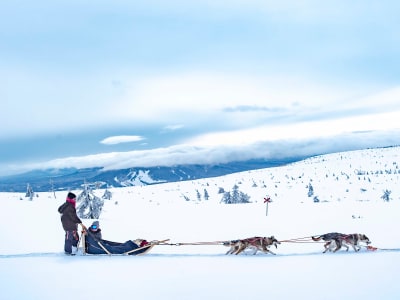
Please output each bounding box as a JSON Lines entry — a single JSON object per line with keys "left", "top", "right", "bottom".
{"left": 100, "top": 136, "right": 145, "bottom": 145}
{"left": 2, "top": 127, "right": 399, "bottom": 177}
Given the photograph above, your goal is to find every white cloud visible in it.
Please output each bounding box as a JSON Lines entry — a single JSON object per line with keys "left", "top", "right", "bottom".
{"left": 100, "top": 135, "right": 145, "bottom": 145}
{"left": 162, "top": 124, "right": 184, "bottom": 132}
{"left": 185, "top": 111, "right": 400, "bottom": 147}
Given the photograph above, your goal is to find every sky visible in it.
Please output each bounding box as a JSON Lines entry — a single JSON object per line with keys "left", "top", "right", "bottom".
{"left": 1, "top": 1, "right": 400, "bottom": 176}
{"left": 1, "top": 147, "right": 400, "bottom": 299}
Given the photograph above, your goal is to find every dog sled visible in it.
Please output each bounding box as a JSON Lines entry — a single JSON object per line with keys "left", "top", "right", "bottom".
{"left": 80, "top": 231, "right": 377, "bottom": 256}
{"left": 82, "top": 231, "right": 168, "bottom": 255}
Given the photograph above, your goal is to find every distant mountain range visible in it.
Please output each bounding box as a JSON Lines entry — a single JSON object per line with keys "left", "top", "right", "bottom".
{"left": 0, "top": 156, "right": 307, "bottom": 193}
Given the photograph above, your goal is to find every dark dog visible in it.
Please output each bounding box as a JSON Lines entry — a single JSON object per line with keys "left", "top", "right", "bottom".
{"left": 312, "top": 232, "right": 345, "bottom": 253}
{"left": 312, "top": 233, "right": 371, "bottom": 253}
{"left": 224, "top": 236, "right": 280, "bottom": 255}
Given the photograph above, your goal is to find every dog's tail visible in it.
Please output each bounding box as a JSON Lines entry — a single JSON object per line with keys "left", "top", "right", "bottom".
{"left": 311, "top": 235, "right": 322, "bottom": 241}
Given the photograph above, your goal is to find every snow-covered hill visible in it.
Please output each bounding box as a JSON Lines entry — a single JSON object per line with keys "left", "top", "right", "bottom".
{"left": 118, "top": 146, "right": 399, "bottom": 206}
{"left": 1, "top": 146, "right": 399, "bottom": 300}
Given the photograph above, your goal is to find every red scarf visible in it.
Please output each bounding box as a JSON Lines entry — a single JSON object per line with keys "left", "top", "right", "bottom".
{"left": 66, "top": 197, "right": 76, "bottom": 207}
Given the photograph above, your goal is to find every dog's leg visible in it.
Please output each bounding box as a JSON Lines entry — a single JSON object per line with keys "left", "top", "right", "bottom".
{"left": 333, "top": 239, "right": 342, "bottom": 252}
{"left": 345, "top": 240, "right": 356, "bottom": 252}
{"left": 225, "top": 242, "right": 235, "bottom": 255}
{"left": 261, "top": 244, "right": 276, "bottom": 255}
{"left": 266, "top": 249, "right": 276, "bottom": 255}
{"left": 235, "top": 247, "right": 244, "bottom": 255}
{"left": 323, "top": 241, "right": 331, "bottom": 253}
{"left": 235, "top": 243, "right": 246, "bottom": 255}
{"left": 232, "top": 245, "right": 240, "bottom": 255}
{"left": 354, "top": 238, "right": 362, "bottom": 251}
{"left": 341, "top": 242, "right": 349, "bottom": 252}
{"left": 350, "top": 235, "right": 360, "bottom": 252}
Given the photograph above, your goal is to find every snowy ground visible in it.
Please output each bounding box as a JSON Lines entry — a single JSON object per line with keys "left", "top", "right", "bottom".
{"left": 1, "top": 147, "right": 400, "bottom": 300}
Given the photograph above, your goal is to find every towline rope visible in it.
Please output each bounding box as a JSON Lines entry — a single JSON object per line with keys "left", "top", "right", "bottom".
{"left": 160, "top": 236, "right": 323, "bottom": 246}
{"left": 279, "top": 236, "right": 323, "bottom": 243}
{"left": 154, "top": 238, "right": 400, "bottom": 254}
{"left": 160, "top": 241, "right": 226, "bottom": 246}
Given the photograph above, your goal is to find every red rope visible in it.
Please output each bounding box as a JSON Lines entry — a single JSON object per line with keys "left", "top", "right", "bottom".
{"left": 279, "top": 236, "right": 316, "bottom": 243}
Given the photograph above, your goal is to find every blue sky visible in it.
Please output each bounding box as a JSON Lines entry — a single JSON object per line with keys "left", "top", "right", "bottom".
{"left": 1, "top": 0, "right": 400, "bottom": 176}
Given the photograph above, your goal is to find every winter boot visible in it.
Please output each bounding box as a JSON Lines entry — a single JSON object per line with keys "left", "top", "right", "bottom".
{"left": 71, "top": 246, "right": 78, "bottom": 255}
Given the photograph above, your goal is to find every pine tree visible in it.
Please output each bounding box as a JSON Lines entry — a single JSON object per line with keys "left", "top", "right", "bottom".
{"left": 102, "top": 187, "right": 112, "bottom": 200}
{"left": 307, "top": 183, "right": 314, "bottom": 197}
{"left": 196, "top": 189, "right": 201, "bottom": 201}
{"left": 49, "top": 179, "right": 56, "bottom": 199}
{"left": 25, "top": 183, "right": 34, "bottom": 200}
{"left": 239, "top": 191, "right": 251, "bottom": 203}
{"left": 231, "top": 184, "right": 240, "bottom": 203}
{"left": 221, "top": 192, "right": 232, "bottom": 204}
{"left": 381, "top": 189, "right": 392, "bottom": 202}
{"left": 203, "top": 189, "right": 209, "bottom": 200}
{"left": 220, "top": 185, "right": 250, "bottom": 204}
{"left": 76, "top": 182, "right": 104, "bottom": 219}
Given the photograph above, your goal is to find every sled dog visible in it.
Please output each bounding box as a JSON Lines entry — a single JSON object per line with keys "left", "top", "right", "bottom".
{"left": 312, "top": 233, "right": 371, "bottom": 253}
{"left": 224, "top": 236, "right": 280, "bottom": 255}
{"left": 312, "top": 232, "right": 345, "bottom": 253}
{"left": 335, "top": 233, "right": 371, "bottom": 252}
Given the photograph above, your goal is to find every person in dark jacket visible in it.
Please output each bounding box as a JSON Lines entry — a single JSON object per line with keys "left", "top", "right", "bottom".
{"left": 88, "top": 220, "right": 102, "bottom": 240}
{"left": 58, "top": 192, "right": 87, "bottom": 255}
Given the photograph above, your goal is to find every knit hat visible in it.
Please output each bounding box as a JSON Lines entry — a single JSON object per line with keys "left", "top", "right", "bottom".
{"left": 91, "top": 221, "right": 100, "bottom": 229}
{"left": 67, "top": 192, "right": 76, "bottom": 200}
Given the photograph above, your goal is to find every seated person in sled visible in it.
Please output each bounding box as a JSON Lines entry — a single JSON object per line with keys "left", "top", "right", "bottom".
{"left": 84, "top": 221, "right": 151, "bottom": 255}
{"left": 88, "top": 221, "right": 102, "bottom": 239}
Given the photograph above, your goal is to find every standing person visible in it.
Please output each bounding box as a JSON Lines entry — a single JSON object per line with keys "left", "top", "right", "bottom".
{"left": 58, "top": 192, "right": 87, "bottom": 255}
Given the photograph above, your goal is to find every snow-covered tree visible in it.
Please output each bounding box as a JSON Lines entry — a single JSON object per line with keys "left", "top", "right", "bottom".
{"left": 102, "top": 187, "right": 112, "bottom": 200}
{"left": 381, "top": 189, "right": 392, "bottom": 202}
{"left": 231, "top": 184, "right": 240, "bottom": 203}
{"left": 49, "top": 179, "right": 56, "bottom": 199}
{"left": 220, "top": 185, "right": 250, "bottom": 204}
{"left": 221, "top": 191, "right": 232, "bottom": 204}
{"left": 182, "top": 194, "right": 190, "bottom": 201}
{"left": 76, "top": 183, "right": 104, "bottom": 219}
{"left": 307, "top": 183, "right": 314, "bottom": 197}
{"left": 196, "top": 189, "right": 201, "bottom": 201}
{"left": 25, "top": 183, "right": 34, "bottom": 200}
{"left": 203, "top": 189, "right": 209, "bottom": 200}
{"left": 238, "top": 192, "right": 251, "bottom": 204}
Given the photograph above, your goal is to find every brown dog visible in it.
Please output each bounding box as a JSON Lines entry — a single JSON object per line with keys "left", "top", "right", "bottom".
{"left": 224, "top": 236, "right": 280, "bottom": 255}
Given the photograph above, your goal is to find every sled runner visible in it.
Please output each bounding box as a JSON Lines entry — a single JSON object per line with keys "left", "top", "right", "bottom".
{"left": 83, "top": 231, "right": 168, "bottom": 255}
